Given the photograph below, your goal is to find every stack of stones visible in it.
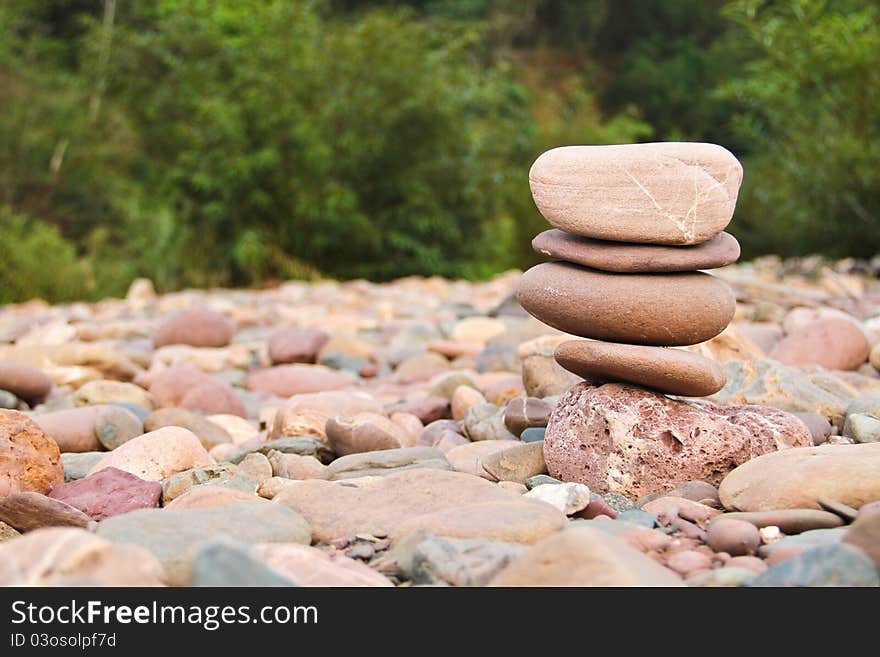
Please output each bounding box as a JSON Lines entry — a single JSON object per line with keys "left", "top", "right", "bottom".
{"left": 516, "top": 142, "right": 743, "bottom": 397}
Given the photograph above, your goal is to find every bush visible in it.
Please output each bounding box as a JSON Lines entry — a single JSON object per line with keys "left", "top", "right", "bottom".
{"left": 0, "top": 208, "right": 92, "bottom": 303}
{"left": 719, "top": 0, "right": 880, "bottom": 258}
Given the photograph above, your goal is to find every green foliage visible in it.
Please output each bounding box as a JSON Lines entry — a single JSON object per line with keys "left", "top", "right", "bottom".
{"left": 0, "top": 207, "right": 91, "bottom": 304}
{"left": 719, "top": 0, "right": 880, "bottom": 257}
{"left": 109, "top": 1, "right": 535, "bottom": 282}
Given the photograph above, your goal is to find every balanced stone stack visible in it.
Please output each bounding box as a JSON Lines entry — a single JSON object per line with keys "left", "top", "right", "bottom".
{"left": 516, "top": 142, "right": 743, "bottom": 397}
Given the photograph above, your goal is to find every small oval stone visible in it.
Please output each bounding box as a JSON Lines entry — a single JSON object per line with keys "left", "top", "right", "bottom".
{"left": 517, "top": 262, "right": 735, "bottom": 346}
{"left": 706, "top": 518, "right": 761, "bottom": 556}
{"left": 95, "top": 406, "right": 144, "bottom": 451}
{"left": 0, "top": 362, "right": 51, "bottom": 404}
{"left": 555, "top": 340, "right": 726, "bottom": 396}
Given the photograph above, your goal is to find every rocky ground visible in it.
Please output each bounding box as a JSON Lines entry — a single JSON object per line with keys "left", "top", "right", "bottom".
{"left": 0, "top": 255, "right": 878, "bottom": 587}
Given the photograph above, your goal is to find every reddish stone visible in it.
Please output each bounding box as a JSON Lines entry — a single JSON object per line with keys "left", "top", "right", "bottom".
{"left": 245, "top": 365, "right": 354, "bottom": 397}
{"left": 150, "top": 365, "right": 245, "bottom": 417}
{"left": 48, "top": 467, "right": 162, "bottom": 521}
{"left": 544, "top": 383, "right": 812, "bottom": 499}
{"left": 153, "top": 306, "right": 236, "bottom": 348}
{"left": 389, "top": 396, "right": 451, "bottom": 424}
{"left": 770, "top": 318, "right": 870, "bottom": 371}
{"left": 0, "top": 362, "right": 51, "bottom": 404}
{"left": 267, "top": 328, "right": 330, "bottom": 365}
{"left": 0, "top": 410, "right": 63, "bottom": 498}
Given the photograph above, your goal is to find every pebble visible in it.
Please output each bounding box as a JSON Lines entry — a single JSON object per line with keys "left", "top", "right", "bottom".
{"left": 686, "top": 567, "right": 756, "bottom": 588}
{"left": 616, "top": 510, "right": 658, "bottom": 528}
{"left": 149, "top": 364, "right": 246, "bottom": 417}
{"left": 719, "top": 442, "right": 880, "bottom": 511}
{"left": 0, "top": 528, "right": 165, "bottom": 586}
{"left": 96, "top": 501, "right": 311, "bottom": 585}
{"left": 842, "top": 412, "right": 880, "bottom": 443}
{"left": 48, "top": 467, "right": 162, "bottom": 520}
{"left": 0, "top": 492, "right": 93, "bottom": 531}
{"left": 61, "top": 452, "right": 104, "bottom": 482}
{"left": 665, "top": 549, "right": 713, "bottom": 577}
{"left": 462, "top": 403, "right": 515, "bottom": 442}
{"left": 189, "top": 539, "right": 296, "bottom": 586}
{"left": 750, "top": 543, "right": 879, "bottom": 587}
{"left": 393, "top": 532, "right": 526, "bottom": 587}
{"left": 446, "top": 440, "right": 520, "bottom": 477}
{"left": 87, "top": 426, "right": 213, "bottom": 482}
{"left": 706, "top": 518, "right": 761, "bottom": 556}
{"left": 153, "top": 306, "right": 236, "bottom": 348}
{"left": 0, "top": 391, "right": 20, "bottom": 409}
{"left": 713, "top": 509, "right": 844, "bottom": 534}
{"left": 73, "top": 380, "right": 153, "bottom": 409}
{"left": 843, "top": 506, "right": 880, "bottom": 568}
{"left": 272, "top": 468, "right": 561, "bottom": 543}
{"left": 253, "top": 543, "right": 392, "bottom": 587}
{"left": 479, "top": 441, "right": 547, "bottom": 484}
{"left": 32, "top": 405, "right": 105, "bottom": 452}
{"left": 246, "top": 364, "right": 355, "bottom": 397}
{"left": 162, "top": 464, "right": 257, "bottom": 504}
{"left": 94, "top": 406, "right": 144, "bottom": 450}
{"left": 525, "top": 474, "right": 562, "bottom": 490}
{"left": 144, "top": 407, "right": 232, "bottom": 450}
{"left": 325, "top": 446, "right": 450, "bottom": 480}
{"left": 769, "top": 318, "right": 870, "bottom": 371}
{"left": 793, "top": 412, "right": 833, "bottom": 445}
{"left": 267, "top": 327, "right": 330, "bottom": 365}
{"left": 523, "top": 482, "right": 590, "bottom": 515}
{"left": 489, "top": 525, "right": 684, "bottom": 586}
{"left": 325, "top": 412, "right": 410, "bottom": 456}
{"left": 502, "top": 396, "right": 552, "bottom": 437}
{"left": 451, "top": 386, "right": 487, "bottom": 422}
{"left": 520, "top": 427, "right": 546, "bottom": 443}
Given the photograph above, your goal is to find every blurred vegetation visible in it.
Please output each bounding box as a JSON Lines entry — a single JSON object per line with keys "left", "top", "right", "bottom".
{"left": 0, "top": 0, "right": 877, "bottom": 301}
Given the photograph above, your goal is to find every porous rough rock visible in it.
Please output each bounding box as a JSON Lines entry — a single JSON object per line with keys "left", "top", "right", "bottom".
{"left": 0, "top": 410, "right": 64, "bottom": 498}
{"left": 0, "top": 527, "right": 165, "bottom": 586}
{"left": 87, "top": 426, "right": 213, "bottom": 482}
{"left": 544, "top": 383, "right": 812, "bottom": 498}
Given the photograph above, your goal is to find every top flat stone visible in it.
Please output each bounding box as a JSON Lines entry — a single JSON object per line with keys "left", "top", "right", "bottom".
{"left": 532, "top": 230, "right": 740, "bottom": 273}
{"left": 529, "top": 143, "right": 743, "bottom": 245}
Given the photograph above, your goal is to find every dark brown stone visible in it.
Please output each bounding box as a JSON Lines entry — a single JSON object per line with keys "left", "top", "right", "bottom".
{"left": 532, "top": 229, "right": 740, "bottom": 273}
{"left": 503, "top": 397, "right": 552, "bottom": 437}
{"left": 0, "top": 410, "right": 64, "bottom": 498}
{"left": 516, "top": 262, "right": 735, "bottom": 346}
{"left": 0, "top": 362, "right": 51, "bottom": 404}
{"left": 0, "top": 492, "right": 92, "bottom": 531}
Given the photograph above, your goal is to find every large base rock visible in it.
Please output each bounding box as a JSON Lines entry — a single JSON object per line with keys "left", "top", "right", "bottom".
{"left": 544, "top": 383, "right": 811, "bottom": 499}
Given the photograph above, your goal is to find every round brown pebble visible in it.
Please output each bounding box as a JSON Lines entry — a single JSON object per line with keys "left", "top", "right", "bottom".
{"left": 707, "top": 518, "right": 761, "bottom": 556}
